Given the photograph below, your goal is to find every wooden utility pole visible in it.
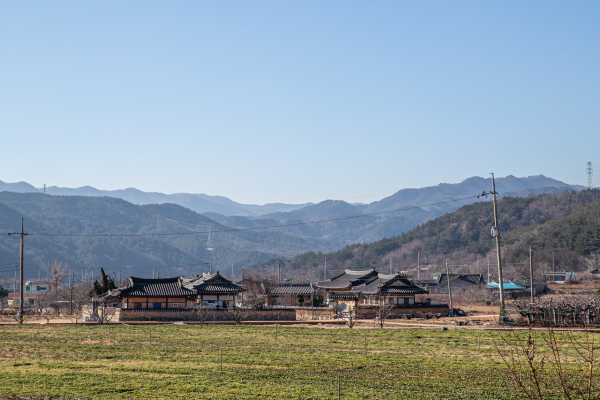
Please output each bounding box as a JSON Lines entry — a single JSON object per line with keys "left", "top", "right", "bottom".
{"left": 491, "top": 173, "right": 505, "bottom": 321}
{"left": 417, "top": 251, "right": 420, "bottom": 279}
{"left": 446, "top": 260, "right": 453, "bottom": 315}
{"left": 529, "top": 246, "right": 534, "bottom": 303}
{"left": 8, "top": 218, "right": 27, "bottom": 324}
{"left": 552, "top": 252, "right": 555, "bottom": 283}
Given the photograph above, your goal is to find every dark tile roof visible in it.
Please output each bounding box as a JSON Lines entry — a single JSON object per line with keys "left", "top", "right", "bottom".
{"left": 182, "top": 272, "right": 244, "bottom": 294}
{"left": 352, "top": 273, "right": 427, "bottom": 295}
{"left": 121, "top": 277, "right": 196, "bottom": 297}
{"left": 268, "top": 284, "right": 314, "bottom": 295}
{"left": 328, "top": 291, "right": 362, "bottom": 299}
{"left": 513, "top": 278, "right": 547, "bottom": 286}
{"left": 436, "top": 274, "right": 484, "bottom": 286}
{"left": 316, "top": 269, "right": 378, "bottom": 289}
{"left": 591, "top": 269, "right": 600, "bottom": 275}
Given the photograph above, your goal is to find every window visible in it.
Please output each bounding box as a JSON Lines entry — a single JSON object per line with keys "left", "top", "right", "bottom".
{"left": 172, "top": 303, "right": 178, "bottom": 307}
{"left": 25, "top": 286, "right": 30, "bottom": 292}
{"left": 153, "top": 302, "right": 161, "bottom": 309}
{"left": 404, "top": 298, "right": 410, "bottom": 305}
{"left": 134, "top": 302, "right": 142, "bottom": 309}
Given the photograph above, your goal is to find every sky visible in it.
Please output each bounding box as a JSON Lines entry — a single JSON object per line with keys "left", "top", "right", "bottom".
{"left": 1, "top": 2, "right": 599, "bottom": 205}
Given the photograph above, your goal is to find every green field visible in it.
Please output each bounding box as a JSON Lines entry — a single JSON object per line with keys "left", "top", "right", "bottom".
{"left": 0, "top": 323, "right": 521, "bottom": 399}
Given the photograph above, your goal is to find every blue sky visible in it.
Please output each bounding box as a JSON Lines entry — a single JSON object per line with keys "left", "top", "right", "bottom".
{"left": 1, "top": 2, "right": 598, "bottom": 204}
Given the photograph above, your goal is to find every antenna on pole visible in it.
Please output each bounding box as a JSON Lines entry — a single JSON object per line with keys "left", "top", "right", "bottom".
{"left": 587, "top": 162, "right": 593, "bottom": 189}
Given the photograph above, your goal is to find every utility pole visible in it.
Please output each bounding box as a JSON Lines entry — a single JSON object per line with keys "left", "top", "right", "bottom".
{"left": 487, "top": 255, "right": 490, "bottom": 283}
{"left": 70, "top": 272, "right": 74, "bottom": 314}
{"left": 119, "top": 270, "right": 121, "bottom": 285}
{"left": 8, "top": 218, "right": 27, "bottom": 324}
{"left": 491, "top": 173, "right": 506, "bottom": 321}
{"left": 446, "top": 260, "right": 453, "bottom": 315}
{"left": 278, "top": 263, "right": 281, "bottom": 283}
{"left": 587, "top": 162, "right": 593, "bottom": 190}
{"left": 157, "top": 214, "right": 160, "bottom": 232}
{"left": 389, "top": 258, "right": 392, "bottom": 274}
{"left": 552, "top": 252, "right": 555, "bottom": 283}
{"left": 324, "top": 258, "right": 327, "bottom": 280}
{"left": 209, "top": 258, "right": 212, "bottom": 274}
{"left": 417, "top": 251, "right": 420, "bottom": 279}
{"left": 529, "top": 246, "right": 534, "bottom": 303}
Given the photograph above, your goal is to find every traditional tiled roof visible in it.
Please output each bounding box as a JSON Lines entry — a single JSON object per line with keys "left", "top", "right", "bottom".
{"left": 182, "top": 272, "right": 243, "bottom": 294}
{"left": 328, "top": 291, "right": 362, "bottom": 299}
{"left": 436, "top": 274, "right": 484, "bottom": 286}
{"left": 316, "top": 269, "right": 378, "bottom": 289}
{"left": 268, "top": 283, "right": 314, "bottom": 295}
{"left": 592, "top": 269, "right": 600, "bottom": 275}
{"left": 121, "top": 277, "right": 196, "bottom": 297}
{"left": 351, "top": 273, "right": 427, "bottom": 295}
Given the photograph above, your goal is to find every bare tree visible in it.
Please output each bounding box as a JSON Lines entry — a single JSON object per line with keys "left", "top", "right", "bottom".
{"left": 341, "top": 310, "right": 358, "bottom": 329}
{"left": 376, "top": 301, "right": 395, "bottom": 329}
{"left": 227, "top": 306, "right": 247, "bottom": 325}
{"left": 494, "top": 323, "right": 600, "bottom": 399}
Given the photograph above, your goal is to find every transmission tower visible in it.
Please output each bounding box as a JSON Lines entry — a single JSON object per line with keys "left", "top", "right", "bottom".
{"left": 587, "top": 162, "right": 593, "bottom": 190}
{"left": 207, "top": 226, "right": 214, "bottom": 251}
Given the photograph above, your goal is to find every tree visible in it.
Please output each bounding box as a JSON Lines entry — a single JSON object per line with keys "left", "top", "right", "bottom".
{"left": 0, "top": 285, "right": 8, "bottom": 298}
{"left": 376, "top": 301, "right": 395, "bottom": 329}
{"left": 494, "top": 323, "right": 600, "bottom": 399}
{"left": 92, "top": 268, "right": 117, "bottom": 296}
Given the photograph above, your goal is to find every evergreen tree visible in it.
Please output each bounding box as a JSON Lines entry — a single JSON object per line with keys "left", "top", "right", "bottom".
{"left": 92, "top": 268, "right": 117, "bottom": 296}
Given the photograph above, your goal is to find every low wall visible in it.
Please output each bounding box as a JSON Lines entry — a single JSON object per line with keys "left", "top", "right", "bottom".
{"left": 296, "top": 308, "right": 336, "bottom": 321}
{"left": 118, "top": 308, "right": 296, "bottom": 322}
{"left": 356, "top": 304, "right": 450, "bottom": 319}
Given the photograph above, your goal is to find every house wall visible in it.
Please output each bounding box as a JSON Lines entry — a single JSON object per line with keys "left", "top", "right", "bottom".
{"left": 123, "top": 296, "right": 190, "bottom": 309}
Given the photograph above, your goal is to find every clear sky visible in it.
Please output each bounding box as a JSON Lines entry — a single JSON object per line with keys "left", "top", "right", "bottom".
{"left": 1, "top": 2, "right": 598, "bottom": 204}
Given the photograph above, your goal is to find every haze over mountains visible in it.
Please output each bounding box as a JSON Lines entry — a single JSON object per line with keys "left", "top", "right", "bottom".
{"left": 0, "top": 175, "right": 584, "bottom": 281}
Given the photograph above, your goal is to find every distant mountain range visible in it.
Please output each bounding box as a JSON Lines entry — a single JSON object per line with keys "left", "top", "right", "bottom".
{"left": 0, "top": 175, "right": 585, "bottom": 281}
{"left": 0, "top": 180, "right": 312, "bottom": 217}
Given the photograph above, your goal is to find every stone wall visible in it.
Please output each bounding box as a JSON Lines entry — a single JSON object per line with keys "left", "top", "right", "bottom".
{"left": 118, "top": 308, "right": 296, "bottom": 322}
{"left": 355, "top": 305, "right": 449, "bottom": 319}
{"left": 296, "top": 308, "right": 336, "bottom": 321}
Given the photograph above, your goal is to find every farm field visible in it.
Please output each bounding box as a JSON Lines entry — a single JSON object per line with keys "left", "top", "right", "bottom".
{"left": 0, "top": 323, "right": 522, "bottom": 399}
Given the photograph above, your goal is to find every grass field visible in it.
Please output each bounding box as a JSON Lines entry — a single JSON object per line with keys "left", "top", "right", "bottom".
{"left": 0, "top": 323, "right": 521, "bottom": 399}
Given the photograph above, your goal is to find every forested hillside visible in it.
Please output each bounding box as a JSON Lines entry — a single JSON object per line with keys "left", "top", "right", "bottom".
{"left": 249, "top": 190, "right": 600, "bottom": 281}
{"left": 0, "top": 192, "right": 333, "bottom": 283}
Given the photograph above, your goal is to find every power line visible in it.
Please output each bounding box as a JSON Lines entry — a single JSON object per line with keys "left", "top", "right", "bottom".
{"left": 19, "top": 193, "right": 486, "bottom": 238}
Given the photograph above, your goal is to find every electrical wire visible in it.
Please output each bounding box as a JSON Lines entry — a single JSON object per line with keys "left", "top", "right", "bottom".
{"left": 18, "top": 193, "right": 486, "bottom": 238}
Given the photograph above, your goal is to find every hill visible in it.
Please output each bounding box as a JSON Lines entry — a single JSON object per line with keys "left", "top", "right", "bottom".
{"left": 0, "top": 192, "right": 333, "bottom": 283}
{"left": 216, "top": 175, "right": 583, "bottom": 248}
{"left": 248, "top": 189, "right": 600, "bottom": 281}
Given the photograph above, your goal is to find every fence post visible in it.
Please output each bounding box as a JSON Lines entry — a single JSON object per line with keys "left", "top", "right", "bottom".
{"left": 220, "top": 340, "right": 223, "bottom": 371}
{"left": 149, "top": 326, "right": 152, "bottom": 349}
{"left": 338, "top": 368, "right": 341, "bottom": 400}
{"left": 364, "top": 330, "right": 367, "bottom": 359}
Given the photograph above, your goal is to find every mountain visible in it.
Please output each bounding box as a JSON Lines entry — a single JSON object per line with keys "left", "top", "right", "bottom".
{"left": 0, "top": 192, "right": 333, "bottom": 282}
{"left": 248, "top": 189, "right": 600, "bottom": 280}
{"left": 0, "top": 180, "right": 312, "bottom": 217}
{"left": 216, "top": 175, "right": 583, "bottom": 248}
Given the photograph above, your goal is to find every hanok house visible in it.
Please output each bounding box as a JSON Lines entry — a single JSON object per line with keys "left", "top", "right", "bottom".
{"left": 317, "top": 269, "right": 427, "bottom": 309}
{"left": 115, "top": 272, "right": 244, "bottom": 310}
{"left": 119, "top": 277, "right": 197, "bottom": 310}
{"left": 267, "top": 283, "right": 315, "bottom": 306}
{"left": 429, "top": 273, "right": 484, "bottom": 294}
{"left": 181, "top": 272, "right": 244, "bottom": 308}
